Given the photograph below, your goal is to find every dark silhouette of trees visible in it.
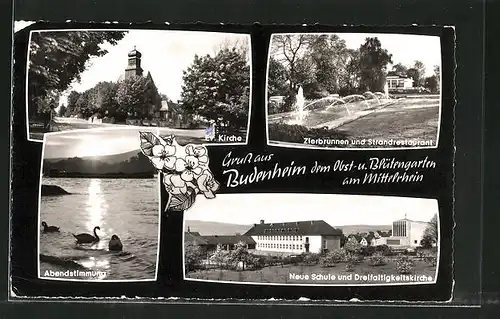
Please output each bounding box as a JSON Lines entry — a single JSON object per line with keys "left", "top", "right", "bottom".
{"left": 421, "top": 214, "right": 438, "bottom": 248}
{"left": 28, "top": 31, "right": 126, "bottom": 122}
{"left": 358, "top": 37, "right": 393, "bottom": 92}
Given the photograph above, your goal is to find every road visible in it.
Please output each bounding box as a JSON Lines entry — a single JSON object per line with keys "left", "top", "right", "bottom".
{"left": 29, "top": 117, "right": 206, "bottom": 144}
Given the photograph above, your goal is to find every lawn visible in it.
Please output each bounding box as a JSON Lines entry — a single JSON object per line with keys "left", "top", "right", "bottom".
{"left": 335, "top": 99, "right": 440, "bottom": 146}
{"left": 186, "top": 259, "right": 437, "bottom": 285}
{"left": 268, "top": 97, "right": 440, "bottom": 148}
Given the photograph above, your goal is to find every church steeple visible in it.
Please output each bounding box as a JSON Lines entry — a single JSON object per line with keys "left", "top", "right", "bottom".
{"left": 125, "top": 46, "right": 143, "bottom": 79}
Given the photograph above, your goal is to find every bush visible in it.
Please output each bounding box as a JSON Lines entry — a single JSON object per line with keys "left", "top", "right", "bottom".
{"left": 416, "top": 249, "right": 437, "bottom": 267}
{"left": 302, "top": 252, "right": 320, "bottom": 265}
{"left": 282, "top": 255, "right": 303, "bottom": 266}
{"left": 425, "top": 256, "right": 437, "bottom": 267}
{"left": 361, "top": 245, "right": 376, "bottom": 257}
{"left": 345, "top": 263, "right": 355, "bottom": 272}
{"left": 248, "top": 256, "right": 265, "bottom": 270}
{"left": 344, "top": 237, "right": 363, "bottom": 255}
{"left": 396, "top": 255, "right": 415, "bottom": 274}
{"left": 375, "top": 245, "right": 394, "bottom": 256}
{"left": 345, "top": 252, "right": 362, "bottom": 265}
{"left": 319, "top": 249, "right": 346, "bottom": 267}
{"left": 268, "top": 123, "right": 349, "bottom": 145}
{"left": 184, "top": 243, "right": 205, "bottom": 273}
{"left": 368, "top": 252, "right": 387, "bottom": 267}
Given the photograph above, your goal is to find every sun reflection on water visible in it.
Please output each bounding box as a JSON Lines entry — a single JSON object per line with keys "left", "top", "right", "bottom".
{"left": 85, "top": 179, "right": 108, "bottom": 249}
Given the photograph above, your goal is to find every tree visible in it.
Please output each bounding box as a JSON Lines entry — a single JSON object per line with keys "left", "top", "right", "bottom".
{"left": 406, "top": 61, "right": 426, "bottom": 87}
{"left": 307, "top": 34, "right": 350, "bottom": 97}
{"left": 57, "top": 104, "right": 66, "bottom": 117}
{"left": 424, "top": 76, "right": 439, "bottom": 93}
{"left": 267, "top": 57, "right": 289, "bottom": 97}
{"left": 64, "top": 104, "right": 73, "bottom": 117}
{"left": 406, "top": 68, "right": 419, "bottom": 87}
{"left": 358, "top": 37, "right": 393, "bottom": 92}
{"left": 185, "top": 242, "right": 204, "bottom": 272}
{"left": 93, "top": 81, "right": 120, "bottom": 117}
{"left": 115, "top": 76, "right": 158, "bottom": 120}
{"left": 229, "top": 241, "right": 253, "bottom": 271}
{"left": 340, "top": 49, "right": 362, "bottom": 95}
{"left": 180, "top": 47, "right": 250, "bottom": 128}
{"left": 270, "top": 34, "right": 315, "bottom": 93}
{"left": 344, "top": 236, "right": 363, "bottom": 255}
{"left": 421, "top": 214, "right": 438, "bottom": 247}
{"left": 28, "top": 31, "right": 126, "bottom": 119}
{"left": 392, "top": 63, "right": 408, "bottom": 77}
{"left": 433, "top": 65, "right": 441, "bottom": 91}
{"left": 67, "top": 91, "right": 81, "bottom": 111}
{"left": 32, "top": 91, "right": 59, "bottom": 127}
{"left": 340, "top": 234, "right": 348, "bottom": 247}
{"left": 211, "top": 244, "right": 230, "bottom": 269}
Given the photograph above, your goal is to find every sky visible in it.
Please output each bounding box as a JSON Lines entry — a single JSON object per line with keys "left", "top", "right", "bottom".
{"left": 43, "top": 127, "right": 158, "bottom": 158}
{"left": 185, "top": 194, "right": 438, "bottom": 226}
{"left": 272, "top": 33, "right": 441, "bottom": 77}
{"left": 29, "top": 29, "right": 250, "bottom": 105}
{"left": 338, "top": 33, "right": 441, "bottom": 76}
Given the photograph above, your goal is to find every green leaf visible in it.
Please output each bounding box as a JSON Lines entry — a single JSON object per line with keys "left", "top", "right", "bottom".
{"left": 139, "top": 131, "right": 161, "bottom": 156}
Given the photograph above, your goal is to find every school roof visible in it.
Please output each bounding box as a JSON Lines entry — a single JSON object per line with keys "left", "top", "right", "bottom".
{"left": 202, "top": 235, "right": 256, "bottom": 246}
{"left": 184, "top": 232, "right": 209, "bottom": 245}
{"left": 185, "top": 232, "right": 256, "bottom": 246}
{"left": 244, "top": 220, "right": 343, "bottom": 236}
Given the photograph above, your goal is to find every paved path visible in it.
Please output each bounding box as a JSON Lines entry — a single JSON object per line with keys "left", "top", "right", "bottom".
{"left": 29, "top": 117, "right": 206, "bottom": 142}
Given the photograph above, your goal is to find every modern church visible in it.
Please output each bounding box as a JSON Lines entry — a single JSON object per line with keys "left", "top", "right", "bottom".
{"left": 372, "top": 217, "right": 432, "bottom": 248}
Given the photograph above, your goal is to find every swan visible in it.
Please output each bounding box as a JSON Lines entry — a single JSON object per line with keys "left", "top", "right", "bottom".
{"left": 73, "top": 226, "right": 100, "bottom": 244}
{"left": 41, "top": 221, "right": 60, "bottom": 233}
{"left": 108, "top": 235, "right": 123, "bottom": 251}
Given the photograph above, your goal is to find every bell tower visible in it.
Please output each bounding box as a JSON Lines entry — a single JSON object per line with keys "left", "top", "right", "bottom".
{"left": 125, "top": 46, "right": 144, "bottom": 79}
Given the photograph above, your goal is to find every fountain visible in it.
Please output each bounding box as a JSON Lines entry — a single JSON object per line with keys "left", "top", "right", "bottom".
{"left": 284, "top": 86, "right": 306, "bottom": 125}
{"left": 268, "top": 87, "right": 395, "bottom": 129}
{"left": 295, "top": 86, "right": 305, "bottom": 121}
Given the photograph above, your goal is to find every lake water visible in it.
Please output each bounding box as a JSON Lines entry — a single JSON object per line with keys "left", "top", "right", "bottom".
{"left": 39, "top": 177, "right": 160, "bottom": 281}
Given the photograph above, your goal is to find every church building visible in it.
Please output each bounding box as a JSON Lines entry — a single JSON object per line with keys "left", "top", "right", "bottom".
{"left": 371, "top": 216, "right": 432, "bottom": 248}
{"left": 117, "top": 47, "right": 161, "bottom": 118}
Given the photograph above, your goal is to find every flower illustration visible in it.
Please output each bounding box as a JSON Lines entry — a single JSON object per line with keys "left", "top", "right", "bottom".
{"left": 140, "top": 132, "right": 220, "bottom": 211}
{"left": 150, "top": 138, "right": 177, "bottom": 171}
{"left": 163, "top": 173, "right": 188, "bottom": 195}
{"left": 175, "top": 157, "right": 203, "bottom": 182}
{"left": 185, "top": 144, "right": 209, "bottom": 166}
{"left": 197, "top": 170, "right": 220, "bottom": 199}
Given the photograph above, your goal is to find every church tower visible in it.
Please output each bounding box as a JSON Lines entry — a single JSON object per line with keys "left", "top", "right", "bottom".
{"left": 125, "top": 46, "right": 144, "bottom": 79}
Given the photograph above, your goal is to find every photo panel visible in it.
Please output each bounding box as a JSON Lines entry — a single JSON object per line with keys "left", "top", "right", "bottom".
{"left": 38, "top": 127, "right": 161, "bottom": 282}
{"left": 266, "top": 32, "right": 442, "bottom": 150}
{"left": 25, "top": 28, "right": 252, "bottom": 146}
{"left": 183, "top": 193, "right": 440, "bottom": 286}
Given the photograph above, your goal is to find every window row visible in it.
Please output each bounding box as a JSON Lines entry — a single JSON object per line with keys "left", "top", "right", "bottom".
{"left": 256, "top": 235, "right": 303, "bottom": 241}
{"left": 257, "top": 243, "right": 303, "bottom": 250}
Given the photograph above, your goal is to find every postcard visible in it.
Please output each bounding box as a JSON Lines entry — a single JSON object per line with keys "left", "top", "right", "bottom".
{"left": 10, "top": 23, "right": 455, "bottom": 302}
